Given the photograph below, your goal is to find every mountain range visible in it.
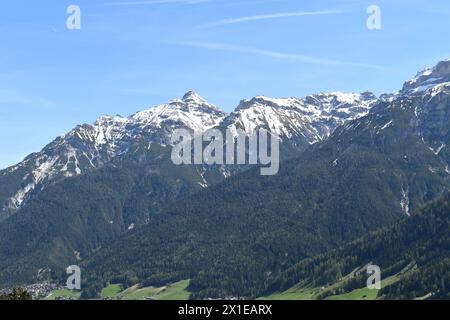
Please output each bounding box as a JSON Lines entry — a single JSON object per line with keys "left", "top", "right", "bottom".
{"left": 0, "top": 90, "right": 377, "bottom": 214}
{"left": 1, "top": 59, "right": 450, "bottom": 300}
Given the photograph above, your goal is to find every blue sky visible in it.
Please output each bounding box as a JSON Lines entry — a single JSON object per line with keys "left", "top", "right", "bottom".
{"left": 1, "top": 0, "right": 450, "bottom": 169}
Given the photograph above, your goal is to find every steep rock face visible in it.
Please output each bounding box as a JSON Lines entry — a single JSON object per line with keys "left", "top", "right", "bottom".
{"left": 414, "top": 88, "right": 450, "bottom": 162}
{"left": 387, "top": 59, "right": 450, "bottom": 166}
{"left": 401, "top": 59, "right": 450, "bottom": 96}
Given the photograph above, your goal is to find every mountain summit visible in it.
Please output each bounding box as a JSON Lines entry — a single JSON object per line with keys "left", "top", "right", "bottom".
{"left": 181, "top": 90, "right": 208, "bottom": 104}
{"left": 401, "top": 59, "right": 450, "bottom": 95}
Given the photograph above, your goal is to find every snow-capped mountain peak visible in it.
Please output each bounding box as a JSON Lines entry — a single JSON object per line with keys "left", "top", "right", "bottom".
{"left": 401, "top": 59, "right": 450, "bottom": 96}
{"left": 182, "top": 90, "right": 208, "bottom": 104}
{"left": 131, "top": 91, "right": 226, "bottom": 133}
{"left": 0, "top": 92, "right": 227, "bottom": 210}
{"left": 225, "top": 92, "right": 378, "bottom": 143}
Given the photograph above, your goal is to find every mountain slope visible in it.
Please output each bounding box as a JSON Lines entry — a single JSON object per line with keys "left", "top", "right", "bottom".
{"left": 78, "top": 60, "right": 450, "bottom": 299}
{"left": 0, "top": 90, "right": 375, "bottom": 287}
{"left": 0, "top": 144, "right": 225, "bottom": 287}
{"left": 264, "top": 193, "right": 450, "bottom": 300}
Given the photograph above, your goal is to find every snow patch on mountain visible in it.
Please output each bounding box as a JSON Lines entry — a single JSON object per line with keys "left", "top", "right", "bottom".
{"left": 427, "top": 143, "right": 446, "bottom": 156}
{"left": 400, "top": 186, "right": 410, "bottom": 217}
{"left": 376, "top": 120, "right": 394, "bottom": 134}
{"left": 9, "top": 183, "right": 34, "bottom": 209}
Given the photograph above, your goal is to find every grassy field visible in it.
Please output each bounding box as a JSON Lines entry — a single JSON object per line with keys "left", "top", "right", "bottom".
{"left": 152, "top": 280, "right": 191, "bottom": 300}
{"left": 47, "top": 274, "right": 401, "bottom": 301}
{"left": 120, "top": 280, "right": 190, "bottom": 300}
{"left": 44, "top": 280, "right": 190, "bottom": 300}
{"left": 259, "top": 283, "right": 318, "bottom": 300}
{"left": 260, "top": 289, "right": 316, "bottom": 300}
{"left": 101, "top": 284, "right": 123, "bottom": 299}
{"left": 326, "top": 275, "right": 400, "bottom": 300}
{"left": 325, "top": 287, "right": 380, "bottom": 300}
{"left": 45, "top": 288, "right": 81, "bottom": 300}
{"left": 122, "top": 286, "right": 163, "bottom": 300}
{"left": 260, "top": 273, "right": 402, "bottom": 301}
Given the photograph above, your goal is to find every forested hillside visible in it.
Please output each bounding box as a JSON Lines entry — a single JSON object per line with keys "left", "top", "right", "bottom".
{"left": 265, "top": 193, "right": 450, "bottom": 300}
{"left": 81, "top": 90, "right": 450, "bottom": 298}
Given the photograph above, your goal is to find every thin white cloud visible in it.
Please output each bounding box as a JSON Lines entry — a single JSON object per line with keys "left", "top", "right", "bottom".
{"left": 170, "top": 41, "right": 384, "bottom": 70}
{"left": 98, "top": 0, "right": 209, "bottom": 6}
{"left": 195, "top": 10, "right": 346, "bottom": 29}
